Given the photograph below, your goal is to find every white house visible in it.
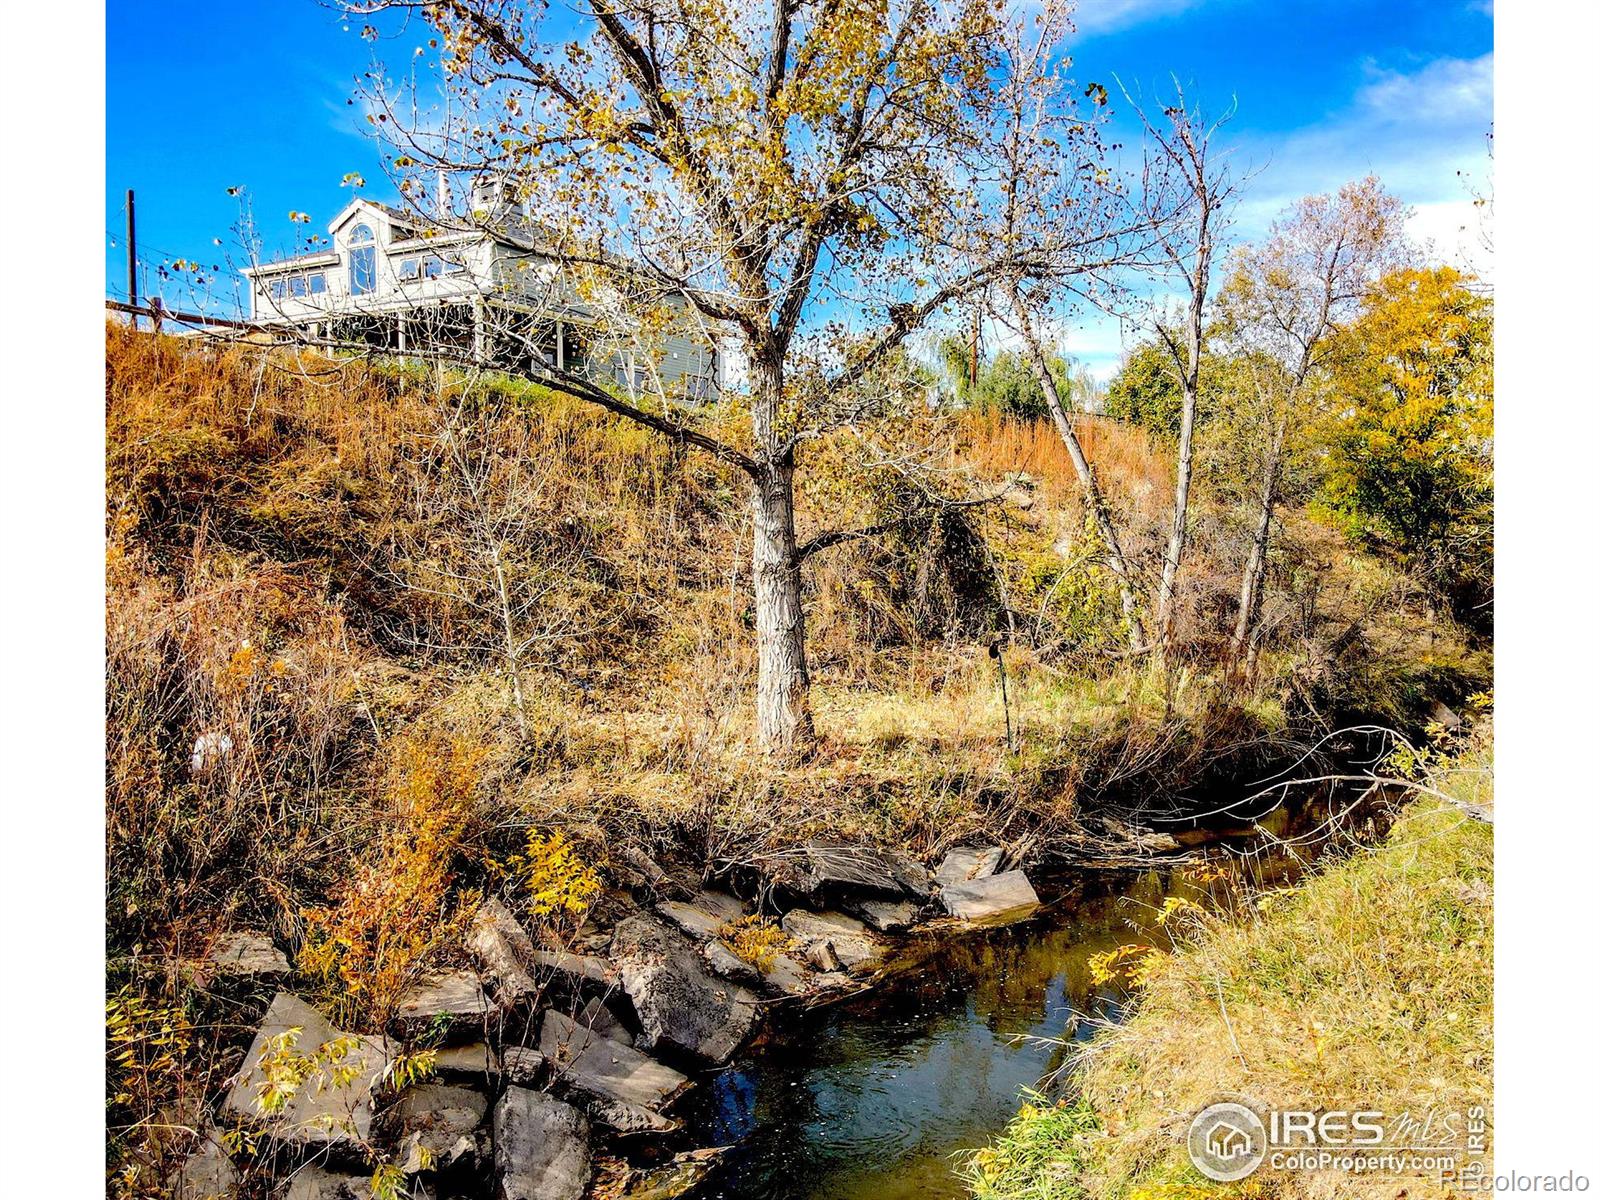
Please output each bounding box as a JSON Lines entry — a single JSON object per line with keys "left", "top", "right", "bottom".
{"left": 243, "top": 179, "right": 738, "bottom": 400}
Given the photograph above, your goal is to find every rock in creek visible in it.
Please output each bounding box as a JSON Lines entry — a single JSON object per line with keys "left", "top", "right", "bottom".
{"left": 938, "top": 870, "right": 1041, "bottom": 924}
{"left": 933, "top": 845, "right": 1004, "bottom": 889}
{"left": 493, "top": 1087, "right": 591, "bottom": 1200}
{"left": 171, "top": 1137, "right": 238, "bottom": 1199}
{"left": 611, "top": 914, "right": 760, "bottom": 1065}
{"left": 205, "top": 931, "right": 290, "bottom": 980}
{"left": 614, "top": 1146, "right": 729, "bottom": 1199}
{"left": 845, "top": 897, "right": 920, "bottom": 932}
{"left": 396, "top": 969, "right": 494, "bottom": 1039}
{"left": 394, "top": 1082, "right": 489, "bottom": 1173}
{"left": 221, "top": 992, "right": 388, "bottom": 1153}
{"left": 779, "top": 909, "right": 881, "bottom": 972}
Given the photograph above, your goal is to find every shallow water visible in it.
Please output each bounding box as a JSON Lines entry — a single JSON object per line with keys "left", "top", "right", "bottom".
{"left": 678, "top": 808, "right": 1341, "bottom": 1200}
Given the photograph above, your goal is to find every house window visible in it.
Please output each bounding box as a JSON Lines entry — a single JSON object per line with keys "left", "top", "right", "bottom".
{"left": 423, "top": 255, "right": 443, "bottom": 280}
{"left": 308, "top": 273, "right": 326, "bottom": 295}
{"left": 613, "top": 361, "right": 647, "bottom": 391}
{"left": 398, "top": 258, "right": 420, "bottom": 282}
{"left": 443, "top": 256, "right": 467, "bottom": 275}
{"left": 348, "top": 223, "right": 376, "bottom": 296}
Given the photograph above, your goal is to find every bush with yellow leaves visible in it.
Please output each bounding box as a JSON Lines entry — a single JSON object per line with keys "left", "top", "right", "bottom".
{"left": 300, "top": 732, "right": 488, "bottom": 1028}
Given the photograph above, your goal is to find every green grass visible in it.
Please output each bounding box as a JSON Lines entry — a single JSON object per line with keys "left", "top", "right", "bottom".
{"left": 963, "top": 741, "right": 1493, "bottom": 1200}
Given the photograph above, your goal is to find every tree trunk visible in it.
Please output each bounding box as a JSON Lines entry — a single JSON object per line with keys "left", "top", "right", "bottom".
{"left": 1231, "top": 414, "right": 1286, "bottom": 665}
{"left": 745, "top": 351, "right": 816, "bottom": 760}
{"left": 750, "top": 457, "right": 813, "bottom": 757}
{"left": 1155, "top": 360, "right": 1199, "bottom": 652}
{"left": 1008, "top": 286, "right": 1146, "bottom": 648}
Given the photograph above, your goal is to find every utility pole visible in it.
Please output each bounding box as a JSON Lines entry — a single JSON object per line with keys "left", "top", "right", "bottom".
{"left": 125, "top": 189, "right": 139, "bottom": 329}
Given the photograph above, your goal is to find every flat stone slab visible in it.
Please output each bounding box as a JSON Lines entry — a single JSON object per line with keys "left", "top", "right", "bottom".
{"left": 655, "top": 890, "right": 744, "bottom": 942}
{"left": 845, "top": 897, "right": 919, "bottom": 932}
{"left": 701, "top": 940, "right": 763, "bottom": 987}
{"left": 396, "top": 969, "right": 493, "bottom": 1036}
{"left": 206, "top": 931, "right": 290, "bottom": 979}
{"left": 541, "top": 1009, "right": 690, "bottom": 1115}
{"left": 534, "top": 947, "right": 617, "bottom": 988}
{"left": 222, "top": 992, "right": 387, "bottom": 1151}
{"left": 933, "top": 845, "right": 1004, "bottom": 889}
{"left": 938, "top": 870, "right": 1040, "bottom": 924}
{"left": 611, "top": 914, "right": 759, "bottom": 1065}
{"left": 493, "top": 1086, "right": 591, "bottom": 1200}
{"left": 394, "top": 1082, "right": 488, "bottom": 1172}
{"left": 758, "top": 952, "right": 815, "bottom": 997}
{"left": 431, "top": 1041, "right": 495, "bottom": 1079}
{"left": 465, "top": 897, "right": 542, "bottom": 1003}
{"left": 792, "top": 844, "right": 931, "bottom": 902}
{"left": 779, "top": 910, "right": 880, "bottom": 972}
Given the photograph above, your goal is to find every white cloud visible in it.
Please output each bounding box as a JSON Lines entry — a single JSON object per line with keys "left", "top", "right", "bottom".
{"left": 1068, "top": 0, "right": 1201, "bottom": 37}
{"left": 1227, "top": 53, "right": 1494, "bottom": 265}
{"left": 1352, "top": 53, "right": 1493, "bottom": 126}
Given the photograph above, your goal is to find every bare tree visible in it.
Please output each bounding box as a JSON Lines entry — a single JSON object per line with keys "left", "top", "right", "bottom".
{"left": 336, "top": 0, "right": 1118, "bottom": 757}
{"left": 1217, "top": 177, "right": 1408, "bottom": 670}
{"left": 984, "top": 20, "right": 1188, "bottom": 651}
{"left": 1129, "top": 87, "right": 1240, "bottom": 654}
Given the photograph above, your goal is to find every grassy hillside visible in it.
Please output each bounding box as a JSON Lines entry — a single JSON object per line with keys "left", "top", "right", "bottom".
{"left": 104, "top": 326, "right": 1485, "bottom": 1194}
{"left": 962, "top": 736, "right": 1493, "bottom": 1200}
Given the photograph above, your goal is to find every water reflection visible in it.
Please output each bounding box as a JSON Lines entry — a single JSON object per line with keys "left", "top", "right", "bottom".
{"left": 680, "top": 826, "right": 1339, "bottom": 1200}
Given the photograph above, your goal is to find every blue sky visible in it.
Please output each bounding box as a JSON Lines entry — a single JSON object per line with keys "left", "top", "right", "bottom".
{"left": 106, "top": 0, "right": 1492, "bottom": 372}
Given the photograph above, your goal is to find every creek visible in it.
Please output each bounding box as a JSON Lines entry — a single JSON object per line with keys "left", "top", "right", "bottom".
{"left": 674, "top": 792, "right": 1369, "bottom": 1199}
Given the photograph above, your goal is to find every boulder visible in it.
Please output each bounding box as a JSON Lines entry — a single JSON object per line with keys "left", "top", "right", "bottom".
{"left": 779, "top": 910, "right": 880, "bottom": 972}
{"left": 792, "top": 844, "right": 931, "bottom": 902}
{"left": 394, "top": 1082, "right": 489, "bottom": 1173}
{"left": 845, "top": 897, "right": 919, "bottom": 932}
{"left": 933, "top": 845, "right": 1004, "bottom": 890}
{"left": 611, "top": 915, "right": 760, "bottom": 1065}
{"left": 541, "top": 1010, "right": 689, "bottom": 1120}
{"left": 283, "top": 1166, "right": 372, "bottom": 1200}
{"left": 172, "top": 1138, "right": 238, "bottom": 1199}
{"left": 396, "top": 970, "right": 493, "bottom": 1039}
{"left": 431, "top": 1041, "right": 495, "bottom": 1080}
{"left": 758, "top": 952, "right": 815, "bottom": 997}
{"left": 1429, "top": 700, "right": 1464, "bottom": 730}
{"left": 206, "top": 931, "right": 290, "bottom": 980}
{"left": 502, "top": 1047, "right": 547, "bottom": 1086}
{"left": 493, "top": 1087, "right": 591, "bottom": 1200}
{"left": 465, "top": 898, "right": 542, "bottom": 1003}
{"left": 221, "top": 993, "right": 388, "bottom": 1152}
{"left": 656, "top": 893, "right": 741, "bottom": 943}
{"left": 700, "top": 940, "right": 763, "bottom": 987}
{"left": 533, "top": 948, "right": 617, "bottom": 989}
{"left": 938, "top": 870, "right": 1040, "bottom": 924}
